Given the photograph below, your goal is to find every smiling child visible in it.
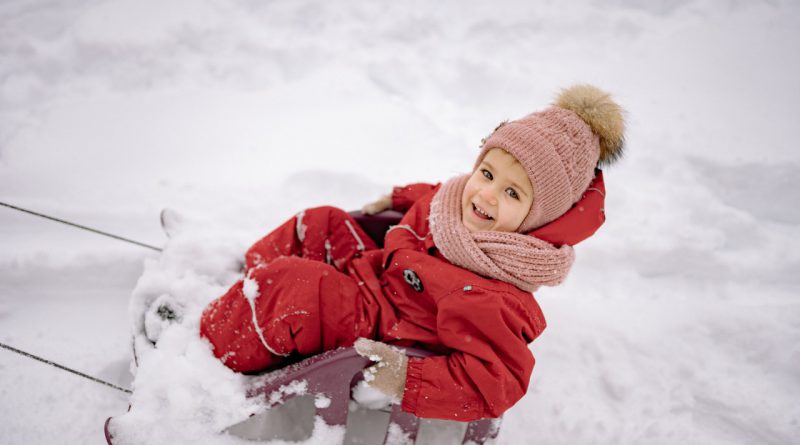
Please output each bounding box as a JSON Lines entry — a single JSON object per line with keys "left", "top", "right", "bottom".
{"left": 198, "top": 84, "right": 625, "bottom": 421}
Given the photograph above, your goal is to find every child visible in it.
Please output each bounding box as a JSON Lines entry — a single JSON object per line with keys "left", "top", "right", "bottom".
{"left": 199, "top": 84, "right": 625, "bottom": 421}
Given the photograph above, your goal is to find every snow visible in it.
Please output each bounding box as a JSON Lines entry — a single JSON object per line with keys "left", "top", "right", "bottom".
{"left": 269, "top": 380, "right": 309, "bottom": 405}
{"left": 241, "top": 276, "right": 260, "bottom": 303}
{"left": 385, "top": 423, "right": 413, "bottom": 445}
{"left": 314, "top": 394, "right": 332, "bottom": 409}
{"left": 297, "top": 416, "right": 346, "bottom": 445}
{"left": 353, "top": 380, "right": 393, "bottom": 410}
{"left": 143, "top": 293, "right": 183, "bottom": 343}
{"left": 2, "top": 0, "right": 799, "bottom": 444}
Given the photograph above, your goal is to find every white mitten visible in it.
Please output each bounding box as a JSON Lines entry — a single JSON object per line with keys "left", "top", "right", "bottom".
{"left": 354, "top": 338, "right": 408, "bottom": 403}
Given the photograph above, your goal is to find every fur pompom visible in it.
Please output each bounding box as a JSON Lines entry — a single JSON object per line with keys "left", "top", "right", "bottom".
{"left": 555, "top": 84, "right": 625, "bottom": 166}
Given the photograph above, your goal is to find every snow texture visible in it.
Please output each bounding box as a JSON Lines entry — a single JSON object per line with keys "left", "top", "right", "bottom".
{"left": 352, "top": 380, "right": 393, "bottom": 410}
{"left": 385, "top": 423, "right": 413, "bottom": 445}
{"left": 242, "top": 276, "right": 260, "bottom": 303}
{"left": 143, "top": 293, "right": 183, "bottom": 343}
{"left": 314, "top": 394, "right": 332, "bottom": 409}
{"left": 269, "top": 380, "right": 309, "bottom": 405}
{"left": 1, "top": 0, "right": 799, "bottom": 444}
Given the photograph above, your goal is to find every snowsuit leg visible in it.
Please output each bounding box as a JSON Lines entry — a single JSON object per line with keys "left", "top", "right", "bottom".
{"left": 201, "top": 206, "right": 379, "bottom": 373}
{"left": 245, "top": 206, "right": 378, "bottom": 271}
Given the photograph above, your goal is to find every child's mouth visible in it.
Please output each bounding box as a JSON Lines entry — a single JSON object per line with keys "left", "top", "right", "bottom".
{"left": 472, "top": 203, "right": 493, "bottom": 221}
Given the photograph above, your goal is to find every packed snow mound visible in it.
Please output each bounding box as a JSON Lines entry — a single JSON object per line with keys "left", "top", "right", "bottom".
{"left": 117, "top": 225, "right": 261, "bottom": 444}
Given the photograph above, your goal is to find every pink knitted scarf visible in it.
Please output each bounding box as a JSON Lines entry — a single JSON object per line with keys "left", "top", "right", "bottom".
{"left": 429, "top": 175, "right": 575, "bottom": 292}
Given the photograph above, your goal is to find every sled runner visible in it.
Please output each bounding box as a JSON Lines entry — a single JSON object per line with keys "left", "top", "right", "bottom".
{"left": 104, "top": 210, "right": 502, "bottom": 445}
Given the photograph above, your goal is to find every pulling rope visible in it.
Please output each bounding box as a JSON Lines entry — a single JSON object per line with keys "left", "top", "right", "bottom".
{"left": 0, "top": 201, "right": 162, "bottom": 252}
{"left": 0, "top": 341, "right": 132, "bottom": 394}
{"left": 0, "top": 200, "right": 154, "bottom": 395}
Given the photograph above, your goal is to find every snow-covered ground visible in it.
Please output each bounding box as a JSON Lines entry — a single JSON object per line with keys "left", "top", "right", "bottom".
{"left": 1, "top": 0, "right": 799, "bottom": 443}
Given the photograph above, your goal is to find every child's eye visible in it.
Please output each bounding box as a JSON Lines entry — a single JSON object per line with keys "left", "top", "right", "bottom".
{"left": 481, "top": 169, "right": 493, "bottom": 180}
{"left": 506, "top": 188, "right": 519, "bottom": 200}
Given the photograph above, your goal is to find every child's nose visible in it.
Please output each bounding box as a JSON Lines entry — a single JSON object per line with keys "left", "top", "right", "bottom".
{"left": 479, "top": 188, "right": 498, "bottom": 206}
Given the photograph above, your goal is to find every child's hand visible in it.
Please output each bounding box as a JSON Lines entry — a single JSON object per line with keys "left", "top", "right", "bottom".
{"left": 361, "top": 193, "right": 392, "bottom": 215}
{"left": 354, "top": 338, "right": 408, "bottom": 401}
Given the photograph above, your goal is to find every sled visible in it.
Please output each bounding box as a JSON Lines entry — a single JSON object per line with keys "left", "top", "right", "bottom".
{"left": 104, "top": 210, "right": 502, "bottom": 444}
{"left": 243, "top": 346, "right": 498, "bottom": 444}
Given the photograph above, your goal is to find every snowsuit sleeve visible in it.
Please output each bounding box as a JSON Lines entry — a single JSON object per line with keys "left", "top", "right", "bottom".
{"left": 391, "top": 183, "right": 438, "bottom": 213}
{"left": 401, "top": 286, "right": 545, "bottom": 421}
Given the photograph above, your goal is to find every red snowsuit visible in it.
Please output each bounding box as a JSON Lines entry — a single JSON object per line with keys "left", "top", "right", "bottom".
{"left": 200, "top": 171, "right": 606, "bottom": 421}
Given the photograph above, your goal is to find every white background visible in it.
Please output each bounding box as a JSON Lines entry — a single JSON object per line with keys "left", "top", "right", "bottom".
{"left": 1, "top": 0, "right": 798, "bottom": 443}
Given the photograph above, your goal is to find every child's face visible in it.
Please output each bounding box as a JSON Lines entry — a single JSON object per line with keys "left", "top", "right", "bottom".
{"left": 461, "top": 148, "right": 534, "bottom": 233}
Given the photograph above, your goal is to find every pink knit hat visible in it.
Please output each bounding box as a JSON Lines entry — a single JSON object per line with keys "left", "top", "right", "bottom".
{"left": 476, "top": 84, "right": 625, "bottom": 233}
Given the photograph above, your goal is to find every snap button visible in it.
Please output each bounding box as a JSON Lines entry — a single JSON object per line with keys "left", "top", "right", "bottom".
{"left": 403, "top": 269, "right": 424, "bottom": 293}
